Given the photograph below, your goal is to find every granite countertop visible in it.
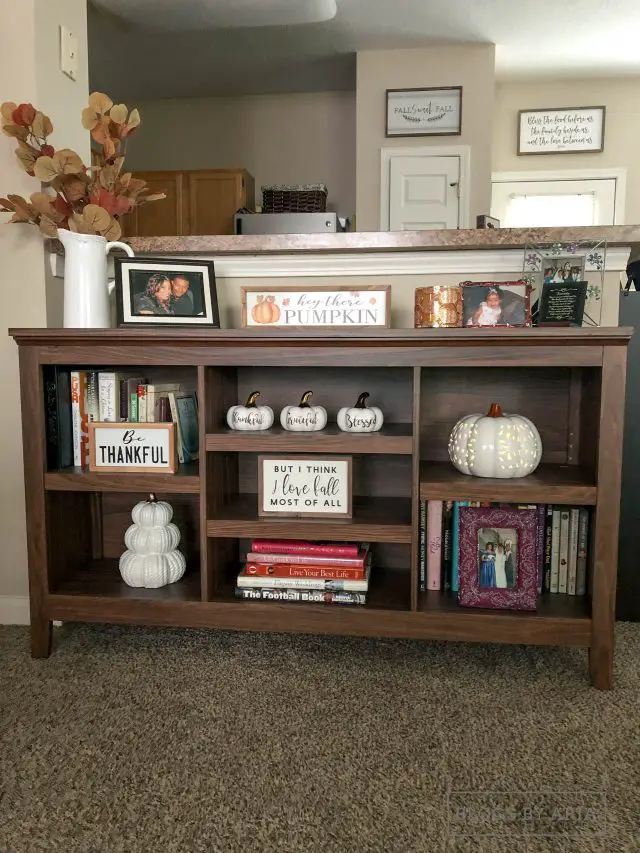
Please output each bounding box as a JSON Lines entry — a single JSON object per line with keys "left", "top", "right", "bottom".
{"left": 124, "top": 226, "right": 640, "bottom": 255}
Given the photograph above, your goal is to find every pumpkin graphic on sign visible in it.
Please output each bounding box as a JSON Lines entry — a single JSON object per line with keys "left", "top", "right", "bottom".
{"left": 251, "top": 294, "right": 281, "bottom": 324}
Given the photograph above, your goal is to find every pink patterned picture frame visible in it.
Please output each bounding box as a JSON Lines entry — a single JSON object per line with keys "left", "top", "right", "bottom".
{"left": 458, "top": 507, "right": 538, "bottom": 611}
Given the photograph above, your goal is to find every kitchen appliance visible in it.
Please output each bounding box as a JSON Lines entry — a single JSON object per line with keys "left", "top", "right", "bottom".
{"left": 234, "top": 212, "right": 341, "bottom": 235}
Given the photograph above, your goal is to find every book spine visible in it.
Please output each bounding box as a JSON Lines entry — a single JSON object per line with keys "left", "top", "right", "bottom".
{"left": 235, "top": 587, "right": 366, "bottom": 605}
{"left": 157, "top": 396, "right": 171, "bottom": 423}
{"left": 245, "top": 561, "right": 366, "bottom": 579}
{"left": 70, "top": 371, "right": 82, "bottom": 467}
{"left": 558, "top": 509, "right": 571, "bottom": 594}
{"left": 176, "top": 394, "right": 199, "bottom": 463}
{"left": 130, "top": 392, "right": 138, "bottom": 423}
{"left": 137, "top": 385, "right": 148, "bottom": 423}
{"left": 536, "top": 504, "right": 546, "bottom": 595}
{"left": 550, "top": 508, "right": 561, "bottom": 593}
{"left": 543, "top": 505, "right": 553, "bottom": 593}
{"left": 247, "top": 551, "right": 366, "bottom": 568}
{"left": 98, "top": 373, "right": 118, "bottom": 423}
{"left": 568, "top": 507, "right": 580, "bottom": 595}
{"left": 419, "top": 500, "right": 426, "bottom": 592}
{"left": 237, "top": 574, "right": 369, "bottom": 592}
{"left": 442, "top": 500, "right": 453, "bottom": 591}
{"left": 250, "top": 540, "right": 360, "bottom": 557}
{"left": 86, "top": 371, "right": 100, "bottom": 424}
{"left": 426, "top": 500, "right": 443, "bottom": 591}
{"left": 451, "top": 501, "right": 468, "bottom": 594}
{"left": 167, "top": 392, "right": 185, "bottom": 463}
{"left": 43, "top": 367, "right": 73, "bottom": 469}
{"left": 576, "top": 508, "right": 589, "bottom": 596}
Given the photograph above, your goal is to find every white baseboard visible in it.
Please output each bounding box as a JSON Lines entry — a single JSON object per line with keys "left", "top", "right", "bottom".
{"left": 0, "top": 596, "right": 30, "bottom": 625}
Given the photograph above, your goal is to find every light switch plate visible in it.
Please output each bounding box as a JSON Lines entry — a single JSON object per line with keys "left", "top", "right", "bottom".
{"left": 60, "top": 25, "right": 78, "bottom": 80}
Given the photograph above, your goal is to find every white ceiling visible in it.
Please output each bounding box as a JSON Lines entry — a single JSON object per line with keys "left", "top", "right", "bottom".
{"left": 89, "top": 0, "right": 640, "bottom": 98}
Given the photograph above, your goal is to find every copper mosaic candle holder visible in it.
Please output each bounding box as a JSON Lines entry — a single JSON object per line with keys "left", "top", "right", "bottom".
{"left": 414, "top": 285, "right": 463, "bottom": 328}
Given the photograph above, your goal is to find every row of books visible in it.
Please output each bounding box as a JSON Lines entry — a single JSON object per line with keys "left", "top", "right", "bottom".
{"left": 234, "top": 539, "right": 371, "bottom": 606}
{"left": 43, "top": 367, "right": 198, "bottom": 469}
{"left": 419, "top": 501, "right": 590, "bottom": 596}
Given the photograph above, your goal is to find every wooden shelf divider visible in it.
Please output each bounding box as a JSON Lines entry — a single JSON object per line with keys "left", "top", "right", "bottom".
{"left": 206, "top": 423, "right": 413, "bottom": 454}
{"left": 44, "top": 463, "right": 200, "bottom": 494}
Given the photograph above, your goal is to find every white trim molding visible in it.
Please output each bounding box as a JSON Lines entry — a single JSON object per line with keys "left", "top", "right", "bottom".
{"left": 380, "top": 144, "right": 472, "bottom": 231}
{"left": 0, "top": 596, "right": 29, "bottom": 625}
{"left": 492, "top": 167, "right": 627, "bottom": 226}
{"left": 53, "top": 246, "right": 631, "bottom": 281}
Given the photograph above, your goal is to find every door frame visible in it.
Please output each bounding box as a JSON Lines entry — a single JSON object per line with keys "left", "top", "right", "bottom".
{"left": 380, "top": 144, "right": 471, "bottom": 231}
{"left": 491, "top": 167, "right": 627, "bottom": 225}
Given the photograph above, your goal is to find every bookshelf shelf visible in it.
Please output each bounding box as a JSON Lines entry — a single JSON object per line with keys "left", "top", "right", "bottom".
{"left": 206, "top": 424, "right": 413, "bottom": 454}
{"left": 44, "top": 462, "right": 200, "bottom": 493}
{"left": 11, "top": 326, "right": 631, "bottom": 689}
{"left": 419, "top": 462, "right": 597, "bottom": 505}
{"left": 207, "top": 495, "right": 413, "bottom": 543}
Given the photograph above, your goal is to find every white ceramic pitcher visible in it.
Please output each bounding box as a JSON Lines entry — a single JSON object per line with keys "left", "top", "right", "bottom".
{"left": 58, "top": 228, "right": 135, "bottom": 328}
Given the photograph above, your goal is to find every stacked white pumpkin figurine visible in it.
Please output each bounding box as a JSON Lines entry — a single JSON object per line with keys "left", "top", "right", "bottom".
{"left": 119, "top": 494, "right": 186, "bottom": 589}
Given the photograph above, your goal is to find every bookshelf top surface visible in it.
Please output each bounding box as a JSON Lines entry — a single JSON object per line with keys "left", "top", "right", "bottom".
{"left": 9, "top": 326, "right": 633, "bottom": 348}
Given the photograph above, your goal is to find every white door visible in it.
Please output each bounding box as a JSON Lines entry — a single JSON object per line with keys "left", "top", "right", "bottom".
{"left": 491, "top": 177, "right": 618, "bottom": 227}
{"left": 389, "top": 155, "right": 460, "bottom": 230}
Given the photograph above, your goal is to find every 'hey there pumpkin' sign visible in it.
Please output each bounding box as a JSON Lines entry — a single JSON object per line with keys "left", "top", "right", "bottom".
{"left": 242, "top": 286, "right": 391, "bottom": 328}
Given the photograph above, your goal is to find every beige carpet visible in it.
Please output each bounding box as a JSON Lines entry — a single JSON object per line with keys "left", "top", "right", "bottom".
{"left": 0, "top": 622, "right": 638, "bottom": 853}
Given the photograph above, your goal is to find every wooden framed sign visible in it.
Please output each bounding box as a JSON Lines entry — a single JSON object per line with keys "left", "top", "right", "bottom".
{"left": 88, "top": 422, "right": 177, "bottom": 473}
{"left": 241, "top": 285, "right": 391, "bottom": 328}
{"left": 258, "top": 455, "right": 352, "bottom": 518}
{"left": 386, "top": 87, "right": 462, "bottom": 137}
{"left": 518, "top": 106, "right": 606, "bottom": 154}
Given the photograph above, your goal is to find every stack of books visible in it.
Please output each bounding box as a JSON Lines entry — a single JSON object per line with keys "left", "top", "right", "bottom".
{"left": 419, "top": 500, "right": 590, "bottom": 598}
{"left": 235, "top": 539, "right": 371, "bottom": 605}
{"left": 43, "top": 367, "right": 198, "bottom": 470}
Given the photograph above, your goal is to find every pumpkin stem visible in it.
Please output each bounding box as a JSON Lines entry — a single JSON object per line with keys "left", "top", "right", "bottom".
{"left": 487, "top": 402, "right": 503, "bottom": 418}
{"left": 299, "top": 390, "right": 313, "bottom": 408}
{"left": 148, "top": 493, "right": 157, "bottom": 502}
{"left": 354, "top": 392, "right": 370, "bottom": 409}
{"left": 245, "top": 391, "right": 260, "bottom": 408}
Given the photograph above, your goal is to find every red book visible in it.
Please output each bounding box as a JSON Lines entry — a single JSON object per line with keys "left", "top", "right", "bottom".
{"left": 250, "top": 540, "right": 360, "bottom": 557}
{"left": 244, "top": 561, "right": 367, "bottom": 580}
{"left": 247, "top": 546, "right": 368, "bottom": 568}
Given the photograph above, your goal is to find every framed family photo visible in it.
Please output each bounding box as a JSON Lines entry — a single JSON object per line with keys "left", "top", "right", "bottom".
{"left": 461, "top": 280, "right": 532, "bottom": 328}
{"left": 458, "top": 507, "right": 539, "bottom": 611}
{"left": 114, "top": 258, "right": 220, "bottom": 328}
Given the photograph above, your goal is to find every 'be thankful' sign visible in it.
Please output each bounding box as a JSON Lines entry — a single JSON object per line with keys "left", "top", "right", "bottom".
{"left": 258, "top": 455, "right": 352, "bottom": 518}
{"left": 88, "top": 423, "right": 177, "bottom": 473}
{"left": 242, "top": 286, "right": 391, "bottom": 328}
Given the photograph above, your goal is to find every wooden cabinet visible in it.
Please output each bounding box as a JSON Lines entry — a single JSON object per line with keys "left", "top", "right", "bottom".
{"left": 9, "top": 326, "right": 632, "bottom": 688}
{"left": 122, "top": 169, "right": 254, "bottom": 237}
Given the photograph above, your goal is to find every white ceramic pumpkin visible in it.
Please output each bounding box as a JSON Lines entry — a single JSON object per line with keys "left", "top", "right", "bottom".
{"left": 337, "top": 392, "right": 384, "bottom": 433}
{"left": 119, "top": 494, "right": 186, "bottom": 589}
{"left": 280, "top": 391, "right": 327, "bottom": 432}
{"left": 226, "top": 391, "right": 274, "bottom": 431}
{"left": 448, "top": 402, "right": 542, "bottom": 479}
{"left": 119, "top": 550, "right": 186, "bottom": 589}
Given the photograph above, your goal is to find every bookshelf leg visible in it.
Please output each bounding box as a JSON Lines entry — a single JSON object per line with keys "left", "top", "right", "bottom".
{"left": 31, "top": 617, "right": 52, "bottom": 659}
{"left": 589, "top": 644, "right": 613, "bottom": 690}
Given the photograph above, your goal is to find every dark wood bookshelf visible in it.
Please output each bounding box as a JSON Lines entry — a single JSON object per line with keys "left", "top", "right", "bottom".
{"left": 11, "top": 327, "right": 631, "bottom": 689}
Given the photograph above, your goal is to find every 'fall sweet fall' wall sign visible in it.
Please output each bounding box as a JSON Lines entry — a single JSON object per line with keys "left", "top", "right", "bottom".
{"left": 241, "top": 286, "right": 391, "bottom": 328}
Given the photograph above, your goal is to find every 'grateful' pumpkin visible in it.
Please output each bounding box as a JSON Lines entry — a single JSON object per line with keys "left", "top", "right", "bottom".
{"left": 280, "top": 391, "right": 327, "bottom": 432}
{"left": 337, "top": 392, "right": 384, "bottom": 433}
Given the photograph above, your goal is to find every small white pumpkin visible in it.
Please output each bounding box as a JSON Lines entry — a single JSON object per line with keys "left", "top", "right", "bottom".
{"left": 226, "top": 391, "right": 274, "bottom": 431}
{"left": 124, "top": 522, "right": 181, "bottom": 553}
{"left": 119, "top": 550, "right": 186, "bottom": 589}
{"left": 337, "top": 392, "right": 384, "bottom": 433}
{"left": 131, "top": 496, "right": 173, "bottom": 528}
{"left": 448, "top": 402, "right": 542, "bottom": 479}
{"left": 280, "top": 391, "right": 327, "bottom": 432}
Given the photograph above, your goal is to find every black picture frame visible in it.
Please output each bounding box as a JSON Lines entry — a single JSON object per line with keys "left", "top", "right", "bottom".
{"left": 115, "top": 257, "right": 220, "bottom": 328}
{"left": 537, "top": 280, "right": 587, "bottom": 327}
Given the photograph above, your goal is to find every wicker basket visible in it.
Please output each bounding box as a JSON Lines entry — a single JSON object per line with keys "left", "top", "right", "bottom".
{"left": 262, "top": 183, "right": 328, "bottom": 213}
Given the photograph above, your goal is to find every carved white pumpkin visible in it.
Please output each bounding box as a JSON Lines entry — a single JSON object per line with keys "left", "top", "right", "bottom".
{"left": 227, "top": 391, "right": 274, "bottom": 431}
{"left": 337, "top": 392, "right": 384, "bottom": 433}
{"left": 280, "top": 391, "right": 327, "bottom": 432}
{"left": 119, "top": 550, "right": 186, "bottom": 589}
{"left": 119, "top": 494, "right": 186, "bottom": 588}
{"left": 448, "top": 402, "right": 542, "bottom": 479}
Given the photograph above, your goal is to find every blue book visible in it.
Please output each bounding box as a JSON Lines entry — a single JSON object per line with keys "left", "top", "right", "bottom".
{"left": 451, "top": 500, "right": 469, "bottom": 593}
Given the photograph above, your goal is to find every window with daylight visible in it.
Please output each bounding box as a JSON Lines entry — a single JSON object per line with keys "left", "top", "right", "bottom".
{"left": 491, "top": 176, "right": 621, "bottom": 227}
